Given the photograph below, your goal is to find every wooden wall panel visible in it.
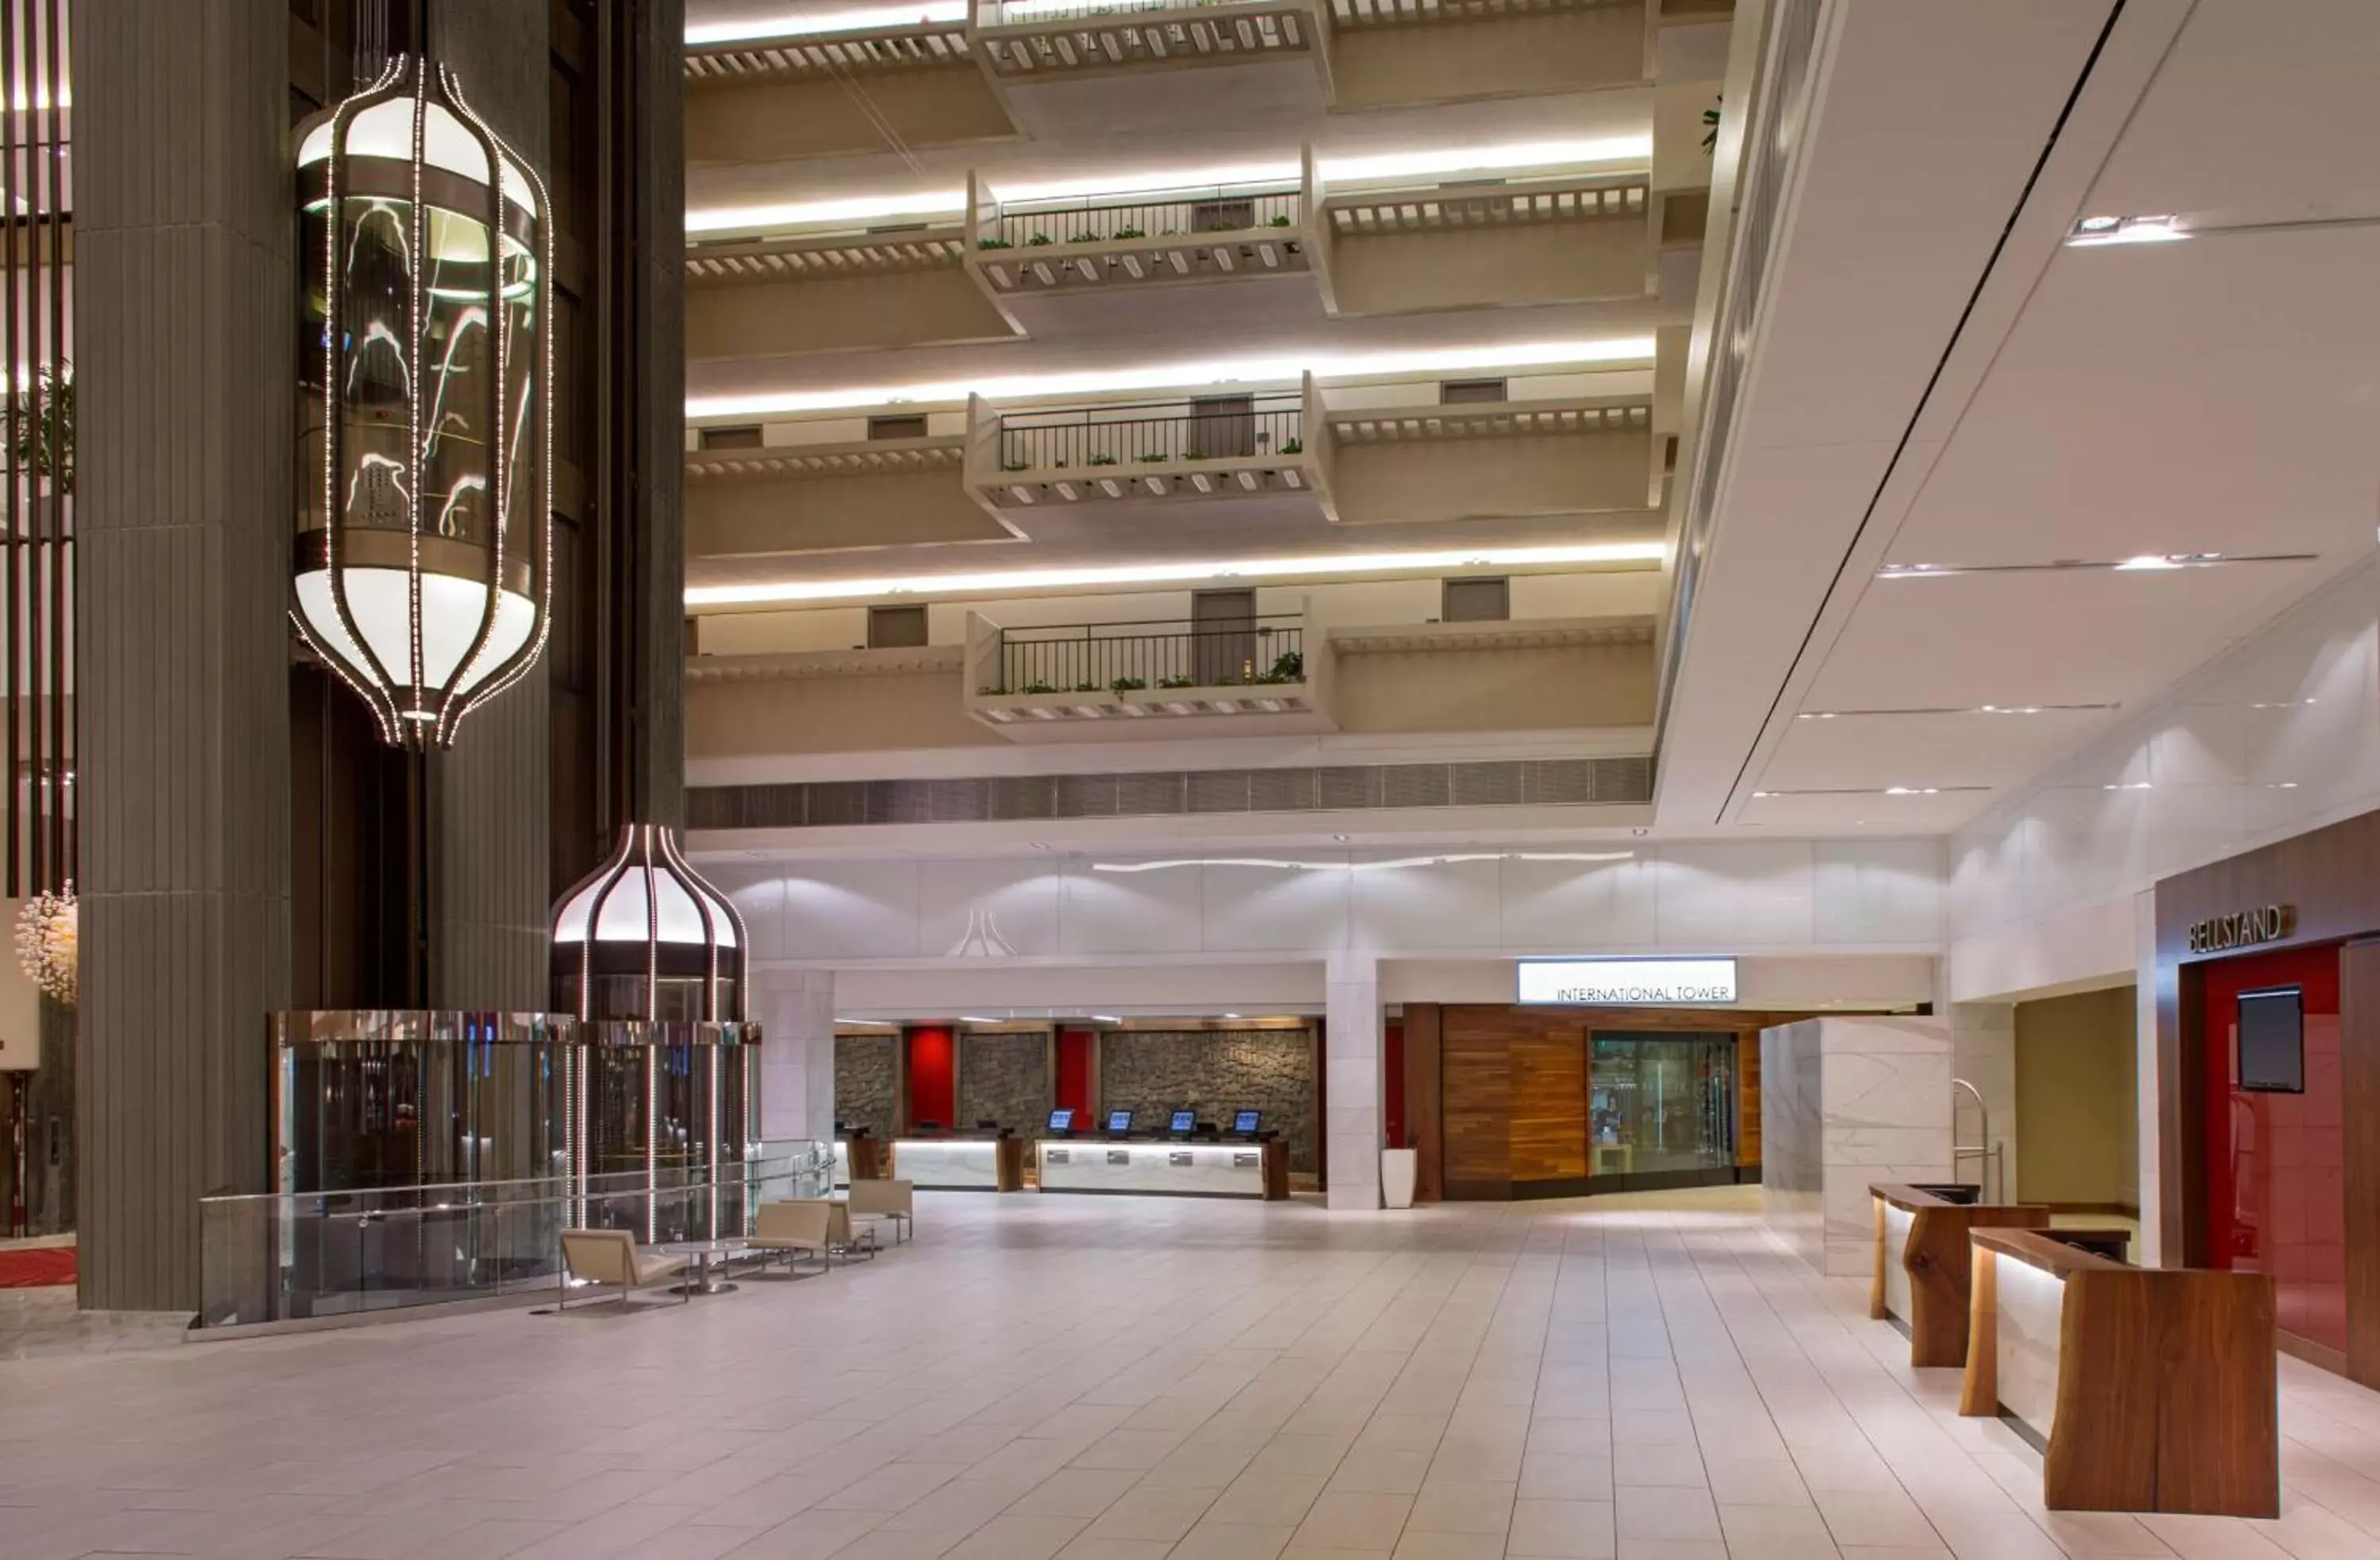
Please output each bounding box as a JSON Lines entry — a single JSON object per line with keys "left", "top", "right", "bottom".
{"left": 2342, "top": 939, "right": 2380, "bottom": 1387}
{"left": 1737, "top": 1033, "right": 1763, "bottom": 1167}
{"left": 1511, "top": 1035, "right": 1587, "bottom": 1185}
{"left": 1405, "top": 1002, "right": 1443, "bottom": 1202}
{"left": 1441, "top": 1018, "right": 1511, "bottom": 1194}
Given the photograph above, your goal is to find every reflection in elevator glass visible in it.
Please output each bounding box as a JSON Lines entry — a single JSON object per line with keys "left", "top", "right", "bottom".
{"left": 1587, "top": 1031, "right": 1741, "bottom": 1191}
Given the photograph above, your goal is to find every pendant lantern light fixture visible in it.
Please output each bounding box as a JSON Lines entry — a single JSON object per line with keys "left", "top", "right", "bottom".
{"left": 293, "top": 44, "right": 552, "bottom": 748}
{"left": 551, "top": 825, "right": 748, "bottom": 1023}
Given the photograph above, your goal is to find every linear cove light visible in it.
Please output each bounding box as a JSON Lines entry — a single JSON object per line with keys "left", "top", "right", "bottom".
{"left": 687, "top": 542, "right": 1661, "bottom": 607}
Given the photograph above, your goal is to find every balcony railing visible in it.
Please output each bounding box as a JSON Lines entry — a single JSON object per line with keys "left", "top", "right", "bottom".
{"left": 982, "top": 182, "right": 1299, "bottom": 250}
{"left": 987, "top": 0, "right": 1254, "bottom": 24}
{"left": 996, "top": 394, "right": 1303, "bottom": 471}
{"left": 992, "top": 617, "right": 1305, "bottom": 693}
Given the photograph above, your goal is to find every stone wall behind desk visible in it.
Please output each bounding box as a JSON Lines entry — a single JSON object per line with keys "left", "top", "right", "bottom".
{"left": 835, "top": 1034, "right": 897, "bottom": 1139}
{"left": 1100, "top": 1029, "right": 1315, "bottom": 1171}
{"left": 961, "top": 1032, "right": 1050, "bottom": 1132}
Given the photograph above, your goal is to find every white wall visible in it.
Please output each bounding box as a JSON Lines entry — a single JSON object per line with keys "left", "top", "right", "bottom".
{"left": 712, "top": 836, "right": 1944, "bottom": 966}
{"left": 1761, "top": 1015, "right": 1955, "bottom": 1278}
{"left": 1948, "top": 558, "right": 2380, "bottom": 1001}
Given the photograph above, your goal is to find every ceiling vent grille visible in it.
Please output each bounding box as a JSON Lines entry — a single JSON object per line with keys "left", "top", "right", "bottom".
{"left": 689, "top": 755, "right": 1652, "bottom": 832}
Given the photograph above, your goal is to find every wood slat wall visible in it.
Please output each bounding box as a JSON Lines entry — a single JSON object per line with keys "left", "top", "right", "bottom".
{"left": 1441, "top": 1017, "right": 1511, "bottom": 1193}
{"left": 1511, "top": 1033, "right": 1586, "bottom": 1185}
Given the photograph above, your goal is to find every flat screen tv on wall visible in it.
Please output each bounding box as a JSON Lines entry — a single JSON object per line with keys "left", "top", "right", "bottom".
{"left": 2237, "top": 986, "right": 2305, "bottom": 1093}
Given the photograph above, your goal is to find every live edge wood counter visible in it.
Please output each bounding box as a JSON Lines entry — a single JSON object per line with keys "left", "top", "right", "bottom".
{"left": 1962, "top": 1228, "right": 2278, "bottom": 1516}
{"left": 1869, "top": 1184, "right": 2052, "bottom": 1367}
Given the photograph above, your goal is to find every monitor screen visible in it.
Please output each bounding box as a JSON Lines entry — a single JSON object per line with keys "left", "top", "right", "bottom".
{"left": 1169, "top": 1109, "right": 1196, "bottom": 1132}
{"left": 1233, "top": 1109, "right": 1261, "bottom": 1133}
{"left": 1107, "top": 1109, "right": 1134, "bottom": 1132}
{"left": 2239, "top": 986, "right": 2305, "bottom": 1093}
{"left": 1047, "top": 1109, "right": 1075, "bottom": 1132}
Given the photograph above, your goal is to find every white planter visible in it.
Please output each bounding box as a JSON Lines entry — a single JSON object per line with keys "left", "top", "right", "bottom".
{"left": 1380, "top": 1148, "right": 1418, "bottom": 1210}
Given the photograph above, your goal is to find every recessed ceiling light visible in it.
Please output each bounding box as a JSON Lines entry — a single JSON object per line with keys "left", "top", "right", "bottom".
{"left": 689, "top": 541, "right": 1660, "bottom": 607}
{"left": 2067, "top": 213, "right": 2187, "bottom": 247}
{"left": 1795, "top": 703, "right": 2114, "bottom": 719}
{"left": 1089, "top": 851, "right": 1633, "bottom": 874}
{"left": 686, "top": 2, "right": 967, "bottom": 44}
{"left": 1879, "top": 552, "right": 2300, "bottom": 579}
{"left": 2102, "top": 782, "right": 2153, "bottom": 791}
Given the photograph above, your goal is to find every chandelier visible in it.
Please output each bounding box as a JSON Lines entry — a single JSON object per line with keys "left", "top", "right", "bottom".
{"left": 292, "top": 52, "right": 552, "bottom": 748}
{"left": 13, "top": 882, "right": 75, "bottom": 1007}
{"left": 551, "top": 825, "right": 747, "bottom": 1022}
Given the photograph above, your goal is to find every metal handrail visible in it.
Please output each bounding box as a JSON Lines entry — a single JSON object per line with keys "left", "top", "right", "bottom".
{"left": 982, "top": 185, "right": 1300, "bottom": 249}
{"left": 996, "top": 397, "right": 1303, "bottom": 471}
{"left": 992, "top": 623, "right": 1303, "bottom": 693}
{"left": 1002, "top": 613, "right": 1302, "bottom": 640}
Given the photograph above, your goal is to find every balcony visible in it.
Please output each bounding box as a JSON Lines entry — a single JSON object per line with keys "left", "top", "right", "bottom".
{"left": 686, "top": 433, "right": 1015, "bottom": 558}
{"left": 1322, "top": 388, "right": 1656, "bottom": 524}
{"left": 1317, "top": 0, "right": 1646, "bottom": 112}
{"left": 685, "top": 19, "right": 1013, "bottom": 163}
{"left": 964, "top": 385, "right": 1326, "bottom": 510}
{"left": 964, "top": 608, "right": 1332, "bottom": 738}
{"left": 965, "top": 175, "right": 1309, "bottom": 297}
{"left": 686, "top": 224, "right": 1019, "bottom": 359}
{"left": 972, "top": 0, "right": 1326, "bottom": 83}
{"left": 1312, "top": 167, "right": 1656, "bottom": 317}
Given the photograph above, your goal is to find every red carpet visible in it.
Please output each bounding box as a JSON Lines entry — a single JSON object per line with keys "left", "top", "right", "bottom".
{"left": 0, "top": 1246, "right": 75, "bottom": 1288}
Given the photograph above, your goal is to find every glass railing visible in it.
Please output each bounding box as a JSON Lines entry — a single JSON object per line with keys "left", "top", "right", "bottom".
{"left": 996, "top": 394, "right": 1303, "bottom": 471}
{"left": 197, "top": 1141, "right": 832, "bottom": 1330}
{"left": 981, "top": 183, "right": 1299, "bottom": 251}
{"left": 989, "top": 617, "right": 1304, "bottom": 694}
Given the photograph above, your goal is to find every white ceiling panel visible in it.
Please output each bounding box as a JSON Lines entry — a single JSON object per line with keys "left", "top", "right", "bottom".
{"left": 1883, "top": 225, "right": 2380, "bottom": 567}
{"left": 1738, "top": 790, "right": 1994, "bottom": 832}
{"left": 1802, "top": 557, "right": 2336, "bottom": 711}
{"left": 1758, "top": 708, "right": 2112, "bottom": 792}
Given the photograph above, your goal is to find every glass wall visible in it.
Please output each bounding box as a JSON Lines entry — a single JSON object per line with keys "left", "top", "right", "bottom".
{"left": 1587, "top": 1031, "right": 1739, "bottom": 1190}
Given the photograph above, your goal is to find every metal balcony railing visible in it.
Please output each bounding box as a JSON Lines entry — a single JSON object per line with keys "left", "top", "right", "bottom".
{"left": 991, "top": 617, "right": 1305, "bottom": 693}
{"left": 996, "top": 394, "right": 1303, "bottom": 471}
{"left": 988, "top": 0, "right": 1257, "bottom": 25}
{"left": 982, "top": 182, "right": 1299, "bottom": 250}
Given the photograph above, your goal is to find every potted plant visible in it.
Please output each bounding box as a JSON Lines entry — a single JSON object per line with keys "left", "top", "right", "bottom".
{"left": 1019, "top": 680, "right": 1057, "bottom": 696}
{"left": 1155, "top": 674, "right": 1195, "bottom": 690}
{"left": 1027, "top": 233, "right": 1054, "bottom": 247}
{"left": 976, "top": 237, "right": 1015, "bottom": 251}
{"left": 1109, "top": 676, "right": 1146, "bottom": 693}
{"left": 1088, "top": 453, "right": 1119, "bottom": 466}
{"left": 1279, "top": 437, "right": 1302, "bottom": 455}
{"left": 1269, "top": 214, "right": 1292, "bottom": 228}
{"left": 1073, "top": 681, "right": 1102, "bottom": 694}
{"left": 1381, "top": 1134, "right": 1418, "bottom": 1209}
{"left": 1267, "top": 649, "right": 1303, "bottom": 682}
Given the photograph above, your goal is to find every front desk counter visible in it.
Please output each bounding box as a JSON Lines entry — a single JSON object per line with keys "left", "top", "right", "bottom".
{"left": 1036, "top": 1138, "right": 1288, "bottom": 1200}
{"left": 835, "top": 1135, "right": 889, "bottom": 1186}
{"left": 1870, "top": 1182, "right": 2054, "bottom": 1366}
{"left": 1963, "top": 1228, "right": 2277, "bottom": 1516}
{"left": 890, "top": 1135, "right": 1025, "bottom": 1191}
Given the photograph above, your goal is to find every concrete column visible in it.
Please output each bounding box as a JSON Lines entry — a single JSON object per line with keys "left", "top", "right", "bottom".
{"left": 754, "top": 967, "right": 835, "bottom": 1147}
{"left": 1325, "top": 953, "right": 1383, "bottom": 1210}
{"left": 1947, "top": 1001, "right": 2017, "bottom": 1201}
{"left": 75, "top": 0, "right": 294, "bottom": 1310}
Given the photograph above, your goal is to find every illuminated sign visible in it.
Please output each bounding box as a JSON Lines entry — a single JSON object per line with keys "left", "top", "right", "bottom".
{"left": 1515, "top": 957, "right": 1739, "bottom": 1006}
{"left": 2187, "top": 905, "right": 2294, "bottom": 955}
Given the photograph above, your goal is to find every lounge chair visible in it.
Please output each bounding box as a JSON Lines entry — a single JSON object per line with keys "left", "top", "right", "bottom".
{"left": 557, "top": 1228, "right": 688, "bottom": 1310}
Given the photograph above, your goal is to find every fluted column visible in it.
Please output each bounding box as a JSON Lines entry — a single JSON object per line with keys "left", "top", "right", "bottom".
{"left": 75, "top": 0, "right": 294, "bottom": 1310}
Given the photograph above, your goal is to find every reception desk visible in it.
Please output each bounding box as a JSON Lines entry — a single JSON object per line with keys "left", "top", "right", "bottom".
{"left": 1036, "top": 1139, "right": 1288, "bottom": 1200}
{"left": 836, "top": 1135, "right": 889, "bottom": 1185}
{"left": 1963, "top": 1228, "right": 2277, "bottom": 1516}
{"left": 1870, "top": 1183, "right": 2052, "bottom": 1366}
{"left": 892, "top": 1136, "right": 1026, "bottom": 1192}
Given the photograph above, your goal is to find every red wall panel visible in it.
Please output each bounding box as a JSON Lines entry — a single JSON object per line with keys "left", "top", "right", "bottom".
{"left": 2202, "top": 943, "right": 2346, "bottom": 1353}
{"left": 907, "top": 1026, "right": 956, "bottom": 1132}
{"left": 1055, "top": 1028, "right": 1095, "bottom": 1121}
{"left": 1385, "top": 1021, "right": 1407, "bottom": 1150}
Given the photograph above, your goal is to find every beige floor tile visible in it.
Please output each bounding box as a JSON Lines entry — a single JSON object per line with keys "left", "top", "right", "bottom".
{"left": 1703, "top": 1456, "right": 1814, "bottom": 1508}
{"left": 1812, "top": 1489, "right": 1944, "bottom": 1550}
{"left": 1391, "top": 1528, "right": 1511, "bottom": 1560}
{"left": 1718, "top": 1503, "right": 1841, "bottom": 1558}
{"left": 1010, "top": 1470, "right": 1146, "bottom": 1520}
{"left": 1169, "top": 1522, "right": 1299, "bottom": 1560}
{"left": 1407, "top": 1480, "right": 1517, "bottom": 1537}
{"left": 1082, "top": 1484, "right": 1222, "bottom": 1543}
{"left": 1610, "top": 1444, "right": 1705, "bottom": 1490}
{"left": 1294, "top": 1491, "right": 1417, "bottom": 1550}
{"left": 1504, "top": 1498, "right": 1619, "bottom": 1558}
{"left": 1612, "top": 1487, "right": 1720, "bottom": 1544}
{"left": 1329, "top": 1447, "right": 1436, "bottom": 1496}
{"left": 1220, "top": 1470, "right": 1333, "bottom": 1528}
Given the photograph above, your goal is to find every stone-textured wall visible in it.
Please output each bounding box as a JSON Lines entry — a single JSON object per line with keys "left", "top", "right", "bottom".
{"left": 835, "top": 1034, "right": 897, "bottom": 1139}
{"left": 1100, "top": 1029, "right": 1315, "bottom": 1170}
{"left": 960, "top": 1032, "right": 1050, "bottom": 1132}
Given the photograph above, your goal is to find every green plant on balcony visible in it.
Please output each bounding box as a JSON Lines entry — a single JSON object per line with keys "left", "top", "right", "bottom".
{"left": 977, "top": 237, "right": 1015, "bottom": 250}
{"left": 1110, "top": 677, "right": 1147, "bottom": 692}
{"left": 1112, "top": 225, "right": 1145, "bottom": 239}
{"left": 1069, "top": 230, "right": 1102, "bottom": 244}
{"left": 1087, "top": 453, "right": 1119, "bottom": 466}
{"left": 1156, "top": 674, "right": 1195, "bottom": 690}
{"left": 1702, "top": 94, "right": 1722, "bottom": 156}
{"left": 1027, "top": 233, "right": 1054, "bottom": 246}
{"left": 1001, "top": 459, "right": 1030, "bottom": 471}
{"left": 1073, "top": 681, "right": 1102, "bottom": 693}
{"left": 1020, "top": 680, "right": 1057, "bottom": 695}
{"left": 1279, "top": 438, "right": 1302, "bottom": 455}
{"left": 977, "top": 685, "right": 1007, "bottom": 697}
{"left": 1182, "top": 448, "right": 1207, "bottom": 461}
{"left": 1269, "top": 214, "right": 1292, "bottom": 227}
{"left": 1269, "top": 649, "right": 1304, "bottom": 682}
{"left": 1137, "top": 451, "right": 1169, "bottom": 463}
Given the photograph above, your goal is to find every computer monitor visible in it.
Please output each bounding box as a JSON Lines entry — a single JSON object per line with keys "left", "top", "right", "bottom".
{"left": 1106, "top": 1109, "right": 1134, "bottom": 1134}
{"left": 1233, "top": 1109, "right": 1261, "bottom": 1135}
{"left": 1169, "top": 1109, "right": 1196, "bottom": 1134}
{"left": 1047, "top": 1109, "right": 1076, "bottom": 1132}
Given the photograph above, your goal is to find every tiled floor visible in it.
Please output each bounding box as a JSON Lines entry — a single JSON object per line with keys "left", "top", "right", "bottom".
{"left": 4, "top": 1188, "right": 2380, "bottom": 1559}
